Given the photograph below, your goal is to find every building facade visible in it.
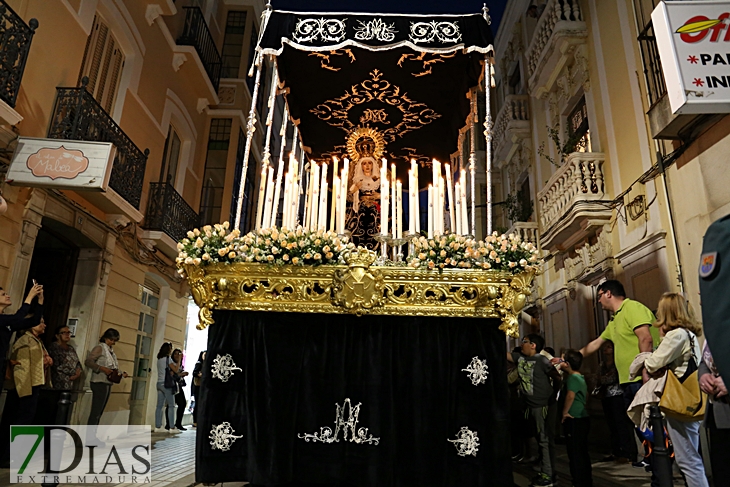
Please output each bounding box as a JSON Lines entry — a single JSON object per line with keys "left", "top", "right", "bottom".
{"left": 0, "top": 0, "right": 266, "bottom": 425}
{"left": 491, "top": 0, "right": 729, "bottom": 370}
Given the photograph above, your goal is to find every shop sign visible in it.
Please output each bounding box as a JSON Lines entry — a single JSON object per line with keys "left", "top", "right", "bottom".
{"left": 7, "top": 138, "right": 115, "bottom": 191}
{"left": 653, "top": 1, "right": 730, "bottom": 114}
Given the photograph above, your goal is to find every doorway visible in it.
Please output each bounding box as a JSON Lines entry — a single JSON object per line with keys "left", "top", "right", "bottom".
{"left": 129, "top": 280, "right": 160, "bottom": 425}
{"left": 26, "top": 221, "right": 80, "bottom": 344}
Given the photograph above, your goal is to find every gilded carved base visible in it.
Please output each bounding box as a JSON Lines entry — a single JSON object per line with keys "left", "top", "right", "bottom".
{"left": 183, "top": 250, "right": 535, "bottom": 337}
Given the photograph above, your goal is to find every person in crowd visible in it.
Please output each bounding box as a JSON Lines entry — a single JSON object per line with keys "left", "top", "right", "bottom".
{"left": 596, "top": 341, "right": 636, "bottom": 464}
{"left": 0, "top": 317, "right": 51, "bottom": 466}
{"left": 0, "top": 283, "right": 44, "bottom": 382}
{"left": 155, "top": 342, "right": 179, "bottom": 433}
{"left": 37, "top": 325, "right": 82, "bottom": 425}
{"left": 699, "top": 342, "right": 730, "bottom": 484}
{"left": 85, "top": 328, "right": 128, "bottom": 426}
{"left": 165, "top": 348, "right": 189, "bottom": 431}
{"left": 644, "top": 293, "right": 709, "bottom": 487}
{"left": 191, "top": 351, "right": 206, "bottom": 427}
{"left": 573, "top": 280, "right": 659, "bottom": 468}
{"left": 508, "top": 334, "right": 562, "bottom": 487}
{"left": 560, "top": 350, "right": 592, "bottom": 487}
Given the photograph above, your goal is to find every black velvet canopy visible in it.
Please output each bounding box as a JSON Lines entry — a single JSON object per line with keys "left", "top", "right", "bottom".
{"left": 196, "top": 310, "right": 512, "bottom": 487}
{"left": 258, "top": 11, "right": 494, "bottom": 169}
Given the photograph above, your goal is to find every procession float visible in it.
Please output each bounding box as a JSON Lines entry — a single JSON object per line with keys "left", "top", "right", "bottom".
{"left": 178, "top": 5, "right": 539, "bottom": 486}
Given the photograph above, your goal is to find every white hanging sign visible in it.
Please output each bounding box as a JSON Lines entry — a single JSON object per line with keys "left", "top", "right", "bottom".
{"left": 7, "top": 137, "right": 115, "bottom": 191}
{"left": 653, "top": 1, "right": 730, "bottom": 114}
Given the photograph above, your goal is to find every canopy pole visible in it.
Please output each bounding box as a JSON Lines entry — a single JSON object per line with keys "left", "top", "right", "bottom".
{"left": 483, "top": 58, "right": 493, "bottom": 236}
{"left": 235, "top": 54, "right": 264, "bottom": 230}
{"left": 266, "top": 69, "right": 285, "bottom": 229}
{"left": 469, "top": 89, "right": 477, "bottom": 238}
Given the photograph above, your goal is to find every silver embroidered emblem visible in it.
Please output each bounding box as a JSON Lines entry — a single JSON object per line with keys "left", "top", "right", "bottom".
{"left": 293, "top": 18, "right": 347, "bottom": 43}
{"left": 354, "top": 19, "right": 398, "bottom": 42}
{"left": 462, "top": 356, "right": 489, "bottom": 386}
{"left": 448, "top": 427, "right": 480, "bottom": 457}
{"left": 409, "top": 21, "right": 462, "bottom": 44}
{"left": 209, "top": 422, "right": 243, "bottom": 452}
{"left": 298, "top": 398, "right": 380, "bottom": 445}
{"left": 211, "top": 353, "right": 242, "bottom": 382}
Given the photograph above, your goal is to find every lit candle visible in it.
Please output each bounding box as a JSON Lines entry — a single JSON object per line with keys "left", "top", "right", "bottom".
{"left": 427, "top": 184, "right": 433, "bottom": 239}
{"left": 414, "top": 160, "right": 420, "bottom": 233}
{"left": 438, "top": 175, "right": 445, "bottom": 236}
{"left": 460, "top": 169, "right": 468, "bottom": 236}
{"left": 396, "top": 180, "right": 403, "bottom": 239}
{"left": 333, "top": 175, "right": 340, "bottom": 233}
{"left": 408, "top": 169, "right": 415, "bottom": 235}
{"left": 390, "top": 163, "right": 396, "bottom": 237}
{"left": 310, "top": 163, "right": 320, "bottom": 231}
{"left": 445, "top": 163, "right": 455, "bottom": 233}
{"left": 282, "top": 172, "right": 290, "bottom": 229}
{"left": 256, "top": 166, "right": 267, "bottom": 230}
{"left": 329, "top": 157, "right": 338, "bottom": 231}
{"left": 271, "top": 153, "right": 285, "bottom": 229}
{"left": 262, "top": 166, "right": 275, "bottom": 229}
{"left": 454, "top": 182, "right": 462, "bottom": 235}
{"left": 319, "top": 163, "right": 328, "bottom": 230}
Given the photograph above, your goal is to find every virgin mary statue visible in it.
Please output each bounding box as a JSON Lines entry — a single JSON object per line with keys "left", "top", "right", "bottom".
{"left": 345, "top": 137, "right": 381, "bottom": 250}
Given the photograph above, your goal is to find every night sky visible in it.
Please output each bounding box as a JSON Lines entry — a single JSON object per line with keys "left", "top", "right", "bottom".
{"left": 271, "top": 0, "right": 508, "bottom": 34}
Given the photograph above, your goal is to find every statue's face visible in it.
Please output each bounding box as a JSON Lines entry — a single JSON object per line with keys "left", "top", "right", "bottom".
{"left": 362, "top": 159, "right": 373, "bottom": 175}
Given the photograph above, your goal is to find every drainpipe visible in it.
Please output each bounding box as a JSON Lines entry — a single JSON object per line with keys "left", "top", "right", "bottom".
{"left": 656, "top": 147, "right": 685, "bottom": 293}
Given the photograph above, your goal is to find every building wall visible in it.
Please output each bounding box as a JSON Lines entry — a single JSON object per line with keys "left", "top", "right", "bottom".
{"left": 0, "top": 0, "right": 265, "bottom": 425}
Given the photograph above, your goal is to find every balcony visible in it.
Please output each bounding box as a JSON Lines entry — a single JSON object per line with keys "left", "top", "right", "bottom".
{"left": 0, "top": 0, "right": 37, "bottom": 125}
{"left": 537, "top": 152, "right": 612, "bottom": 251}
{"left": 494, "top": 95, "right": 530, "bottom": 166}
{"left": 506, "top": 221, "right": 539, "bottom": 246}
{"left": 143, "top": 181, "right": 199, "bottom": 257}
{"left": 177, "top": 6, "right": 221, "bottom": 91}
{"left": 48, "top": 78, "right": 149, "bottom": 218}
{"left": 525, "top": 0, "right": 587, "bottom": 97}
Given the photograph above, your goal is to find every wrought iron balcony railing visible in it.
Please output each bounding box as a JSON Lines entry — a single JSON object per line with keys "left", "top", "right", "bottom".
{"left": 145, "top": 181, "right": 199, "bottom": 242}
{"left": 177, "top": 6, "right": 222, "bottom": 91}
{"left": 47, "top": 78, "right": 149, "bottom": 209}
{"left": 0, "top": 0, "right": 38, "bottom": 108}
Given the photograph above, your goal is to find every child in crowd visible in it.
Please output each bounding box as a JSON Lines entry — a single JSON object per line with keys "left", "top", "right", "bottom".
{"left": 560, "top": 349, "right": 593, "bottom": 487}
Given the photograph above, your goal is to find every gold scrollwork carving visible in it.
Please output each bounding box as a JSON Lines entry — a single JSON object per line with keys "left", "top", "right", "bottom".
{"left": 182, "top": 260, "right": 535, "bottom": 334}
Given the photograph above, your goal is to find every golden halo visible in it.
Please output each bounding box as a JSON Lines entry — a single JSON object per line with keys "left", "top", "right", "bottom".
{"left": 346, "top": 127, "right": 386, "bottom": 163}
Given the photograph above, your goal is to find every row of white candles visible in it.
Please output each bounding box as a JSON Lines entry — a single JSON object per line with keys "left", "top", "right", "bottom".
{"left": 256, "top": 155, "right": 472, "bottom": 238}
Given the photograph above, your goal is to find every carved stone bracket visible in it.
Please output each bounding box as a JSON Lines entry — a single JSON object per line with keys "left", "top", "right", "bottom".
{"left": 182, "top": 261, "right": 536, "bottom": 336}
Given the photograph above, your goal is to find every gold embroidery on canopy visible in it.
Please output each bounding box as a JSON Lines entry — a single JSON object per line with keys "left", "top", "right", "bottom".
{"left": 397, "top": 52, "right": 457, "bottom": 77}
{"left": 310, "top": 69, "right": 441, "bottom": 141}
{"left": 360, "top": 108, "right": 389, "bottom": 125}
{"left": 308, "top": 49, "right": 356, "bottom": 72}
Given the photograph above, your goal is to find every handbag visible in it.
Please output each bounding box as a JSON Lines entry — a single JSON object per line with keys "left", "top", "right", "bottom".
{"left": 659, "top": 330, "right": 706, "bottom": 421}
{"left": 4, "top": 359, "right": 19, "bottom": 381}
{"left": 107, "top": 369, "right": 123, "bottom": 384}
{"left": 164, "top": 357, "right": 177, "bottom": 390}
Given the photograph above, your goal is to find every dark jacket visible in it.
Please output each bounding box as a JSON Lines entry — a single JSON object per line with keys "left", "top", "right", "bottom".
{"left": 191, "top": 360, "right": 204, "bottom": 398}
{"left": 0, "top": 302, "right": 43, "bottom": 376}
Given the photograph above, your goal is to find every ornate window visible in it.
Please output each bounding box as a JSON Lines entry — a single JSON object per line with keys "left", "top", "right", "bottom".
{"left": 568, "top": 96, "right": 591, "bottom": 153}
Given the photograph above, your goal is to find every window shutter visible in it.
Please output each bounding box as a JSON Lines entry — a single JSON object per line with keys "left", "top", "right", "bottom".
{"left": 79, "top": 16, "right": 124, "bottom": 113}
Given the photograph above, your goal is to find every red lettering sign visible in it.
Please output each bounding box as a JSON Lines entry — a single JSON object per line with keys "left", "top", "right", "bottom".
{"left": 26, "top": 146, "right": 89, "bottom": 180}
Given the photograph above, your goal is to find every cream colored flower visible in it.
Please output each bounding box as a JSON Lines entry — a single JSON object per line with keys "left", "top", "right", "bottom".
{"left": 292, "top": 256, "right": 300, "bottom": 264}
{"left": 228, "top": 252, "right": 236, "bottom": 259}
{"left": 218, "top": 248, "right": 228, "bottom": 257}
{"left": 184, "top": 257, "right": 193, "bottom": 264}
{"left": 193, "top": 228, "right": 200, "bottom": 236}
{"left": 520, "top": 259, "right": 527, "bottom": 266}
{"left": 267, "top": 255, "right": 274, "bottom": 261}
{"left": 194, "top": 237, "right": 204, "bottom": 248}
{"left": 202, "top": 253, "right": 210, "bottom": 261}
{"left": 187, "top": 231, "right": 195, "bottom": 239}
{"left": 193, "top": 258, "right": 201, "bottom": 265}
{"left": 314, "top": 253, "right": 322, "bottom": 260}
{"left": 282, "top": 254, "right": 290, "bottom": 261}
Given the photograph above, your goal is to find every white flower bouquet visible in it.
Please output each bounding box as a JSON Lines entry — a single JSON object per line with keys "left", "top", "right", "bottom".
{"left": 407, "top": 232, "right": 540, "bottom": 273}
{"left": 176, "top": 223, "right": 355, "bottom": 276}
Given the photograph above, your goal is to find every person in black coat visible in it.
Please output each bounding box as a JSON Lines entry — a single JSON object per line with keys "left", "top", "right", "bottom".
{"left": 191, "top": 351, "right": 206, "bottom": 427}
{"left": 0, "top": 283, "right": 44, "bottom": 383}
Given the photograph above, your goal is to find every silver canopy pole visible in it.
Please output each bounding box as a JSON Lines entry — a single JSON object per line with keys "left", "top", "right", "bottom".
{"left": 469, "top": 89, "right": 477, "bottom": 238}
{"left": 234, "top": 53, "right": 264, "bottom": 230}
{"left": 483, "top": 59, "right": 493, "bottom": 236}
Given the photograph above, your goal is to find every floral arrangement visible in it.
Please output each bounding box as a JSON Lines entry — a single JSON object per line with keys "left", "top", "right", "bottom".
{"left": 176, "top": 222, "right": 355, "bottom": 275}
{"left": 407, "top": 232, "right": 540, "bottom": 273}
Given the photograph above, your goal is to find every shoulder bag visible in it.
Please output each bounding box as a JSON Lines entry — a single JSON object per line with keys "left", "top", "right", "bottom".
{"left": 164, "top": 357, "right": 177, "bottom": 391}
{"left": 659, "top": 330, "right": 706, "bottom": 421}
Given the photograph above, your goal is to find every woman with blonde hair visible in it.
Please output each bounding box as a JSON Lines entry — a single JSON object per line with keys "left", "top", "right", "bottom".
{"left": 644, "top": 293, "right": 709, "bottom": 487}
